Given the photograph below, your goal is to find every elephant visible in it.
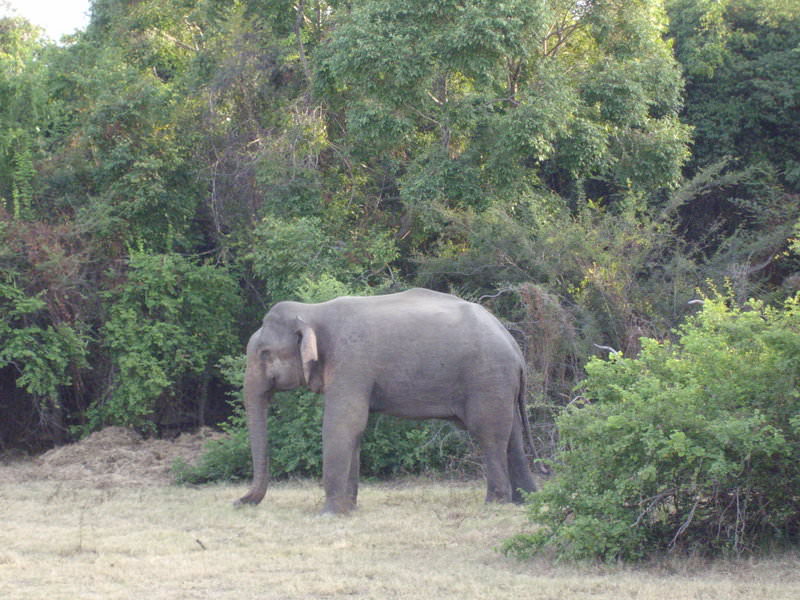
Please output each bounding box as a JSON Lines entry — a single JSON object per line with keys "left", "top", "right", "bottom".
{"left": 236, "top": 287, "right": 537, "bottom": 514}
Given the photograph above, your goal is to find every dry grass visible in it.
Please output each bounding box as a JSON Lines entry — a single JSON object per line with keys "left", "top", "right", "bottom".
{"left": 1, "top": 429, "right": 797, "bottom": 598}
{"left": 2, "top": 474, "right": 799, "bottom": 600}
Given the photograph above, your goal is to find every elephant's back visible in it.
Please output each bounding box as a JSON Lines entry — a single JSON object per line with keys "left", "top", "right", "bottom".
{"left": 326, "top": 288, "right": 522, "bottom": 363}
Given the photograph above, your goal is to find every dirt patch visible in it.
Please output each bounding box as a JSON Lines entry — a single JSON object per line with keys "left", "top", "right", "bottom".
{"left": 0, "top": 426, "right": 223, "bottom": 487}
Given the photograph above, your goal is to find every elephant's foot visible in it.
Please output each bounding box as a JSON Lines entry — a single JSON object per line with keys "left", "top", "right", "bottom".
{"left": 485, "top": 495, "right": 512, "bottom": 504}
{"left": 321, "top": 495, "right": 357, "bottom": 515}
{"left": 511, "top": 487, "right": 535, "bottom": 504}
{"left": 484, "top": 487, "right": 513, "bottom": 504}
{"left": 234, "top": 488, "right": 266, "bottom": 507}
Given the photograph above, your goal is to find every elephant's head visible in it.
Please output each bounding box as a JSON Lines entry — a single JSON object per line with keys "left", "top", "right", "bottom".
{"left": 236, "top": 304, "right": 320, "bottom": 505}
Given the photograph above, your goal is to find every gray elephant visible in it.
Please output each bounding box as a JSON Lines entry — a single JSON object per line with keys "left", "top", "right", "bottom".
{"left": 236, "top": 288, "right": 537, "bottom": 514}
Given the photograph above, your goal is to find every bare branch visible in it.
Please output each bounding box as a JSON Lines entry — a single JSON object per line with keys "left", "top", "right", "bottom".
{"left": 294, "top": 1, "right": 313, "bottom": 90}
{"left": 593, "top": 343, "right": 620, "bottom": 355}
{"left": 670, "top": 498, "right": 700, "bottom": 550}
{"left": 633, "top": 488, "right": 676, "bottom": 527}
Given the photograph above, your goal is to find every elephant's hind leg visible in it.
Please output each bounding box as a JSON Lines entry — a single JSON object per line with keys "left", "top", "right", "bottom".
{"left": 470, "top": 422, "right": 514, "bottom": 503}
{"left": 481, "top": 443, "right": 513, "bottom": 503}
{"left": 508, "top": 416, "right": 537, "bottom": 503}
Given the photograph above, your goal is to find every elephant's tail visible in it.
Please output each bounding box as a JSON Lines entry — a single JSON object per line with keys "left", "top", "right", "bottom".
{"left": 517, "top": 368, "right": 550, "bottom": 475}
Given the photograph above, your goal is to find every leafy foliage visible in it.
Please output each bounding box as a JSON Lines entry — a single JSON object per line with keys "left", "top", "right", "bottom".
{"left": 317, "top": 0, "right": 689, "bottom": 229}
{"left": 0, "top": 280, "right": 88, "bottom": 401}
{"left": 669, "top": 0, "right": 800, "bottom": 189}
{"left": 667, "top": 0, "right": 800, "bottom": 277}
{"left": 263, "top": 391, "right": 472, "bottom": 481}
{"left": 505, "top": 295, "right": 800, "bottom": 561}
{"left": 0, "top": 14, "right": 54, "bottom": 220}
{"left": 172, "top": 426, "right": 252, "bottom": 484}
{"left": 88, "top": 252, "right": 242, "bottom": 432}
{"left": 177, "top": 390, "right": 473, "bottom": 483}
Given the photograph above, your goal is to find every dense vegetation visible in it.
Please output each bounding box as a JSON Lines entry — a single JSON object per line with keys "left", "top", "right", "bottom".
{"left": 1, "top": 0, "right": 799, "bottom": 557}
{"left": 505, "top": 294, "right": 800, "bottom": 560}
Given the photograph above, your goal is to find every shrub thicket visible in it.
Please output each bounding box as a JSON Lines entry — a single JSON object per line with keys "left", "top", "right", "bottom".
{"left": 88, "top": 252, "right": 242, "bottom": 433}
{"left": 174, "top": 389, "right": 473, "bottom": 484}
{"left": 504, "top": 294, "right": 800, "bottom": 561}
{"left": 3, "top": 1, "right": 799, "bottom": 506}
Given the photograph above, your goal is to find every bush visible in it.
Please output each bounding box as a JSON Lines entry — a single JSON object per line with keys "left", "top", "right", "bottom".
{"left": 360, "top": 415, "right": 472, "bottom": 478}
{"left": 176, "top": 387, "right": 473, "bottom": 484}
{"left": 0, "top": 281, "right": 88, "bottom": 405}
{"left": 177, "top": 355, "right": 474, "bottom": 484}
{"left": 505, "top": 294, "right": 800, "bottom": 561}
{"left": 173, "top": 427, "right": 252, "bottom": 484}
{"left": 269, "top": 390, "right": 472, "bottom": 479}
{"left": 87, "top": 252, "right": 242, "bottom": 433}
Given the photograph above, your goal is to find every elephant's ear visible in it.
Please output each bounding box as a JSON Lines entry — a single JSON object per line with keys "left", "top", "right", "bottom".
{"left": 295, "top": 317, "right": 319, "bottom": 388}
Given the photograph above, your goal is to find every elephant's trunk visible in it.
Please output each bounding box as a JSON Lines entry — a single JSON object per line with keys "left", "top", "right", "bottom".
{"left": 235, "top": 364, "right": 272, "bottom": 506}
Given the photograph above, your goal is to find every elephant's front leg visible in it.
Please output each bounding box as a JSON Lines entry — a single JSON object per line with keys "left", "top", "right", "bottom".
{"left": 347, "top": 441, "right": 361, "bottom": 507}
{"left": 321, "top": 395, "right": 368, "bottom": 514}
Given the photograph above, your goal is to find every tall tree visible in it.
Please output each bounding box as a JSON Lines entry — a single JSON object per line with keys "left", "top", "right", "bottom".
{"left": 315, "top": 0, "right": 689, "bottom": 232}
{"left": 667, "top": 0, "right": 800, "bottom": 294}
{"left": 669, "top": 0, "right": 800, "bottom": 190}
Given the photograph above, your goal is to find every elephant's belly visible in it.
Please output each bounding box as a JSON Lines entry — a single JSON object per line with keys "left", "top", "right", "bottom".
{"left": 368, "top": 380, "right": 462, "bottom": 420}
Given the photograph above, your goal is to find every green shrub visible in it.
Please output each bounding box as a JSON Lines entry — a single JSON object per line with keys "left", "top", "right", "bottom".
{"left": 361, "top": 415, "right": 471, "bottom": 478}
{"left": 0, "top": 281, "right": 88, "bottom": 402}
{"left": 176, "top": 386, "right": 472, "bottom": 484}
{"left": 269, "top": 390, "right": 324, "bottom": 477}
{"left": 177, "top": 355, "right": 473, "bottom": 484}
{"left": 86, "top": 251, "right": 242, "bottom": 433}
{"left": 505, "top": 294, "right": 800, "bottom": 561}
{"left": 173, "top": 427, "right": 252, "bottom": 484}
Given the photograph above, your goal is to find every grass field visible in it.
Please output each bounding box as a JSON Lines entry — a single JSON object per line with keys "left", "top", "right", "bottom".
{"left": 2, "top": 475, "right": 799, "bottom": 599}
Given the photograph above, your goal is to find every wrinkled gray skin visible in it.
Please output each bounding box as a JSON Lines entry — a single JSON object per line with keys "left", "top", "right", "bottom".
{"left": 236, "top": 288, "right": 537, "bottom": 514}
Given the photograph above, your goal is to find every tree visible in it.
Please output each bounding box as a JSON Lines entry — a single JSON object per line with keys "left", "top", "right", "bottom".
{"left": 316, "top": 0, "right": 689, "bottom": 232}
{"left": 666, "top": 0, "right": 800, "bottom": 298}
{"left": 0, "top": 12, "right": 53, "bottom": 219}
{"left": 669, "top": 0, "right": 800, "bottom": 191}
